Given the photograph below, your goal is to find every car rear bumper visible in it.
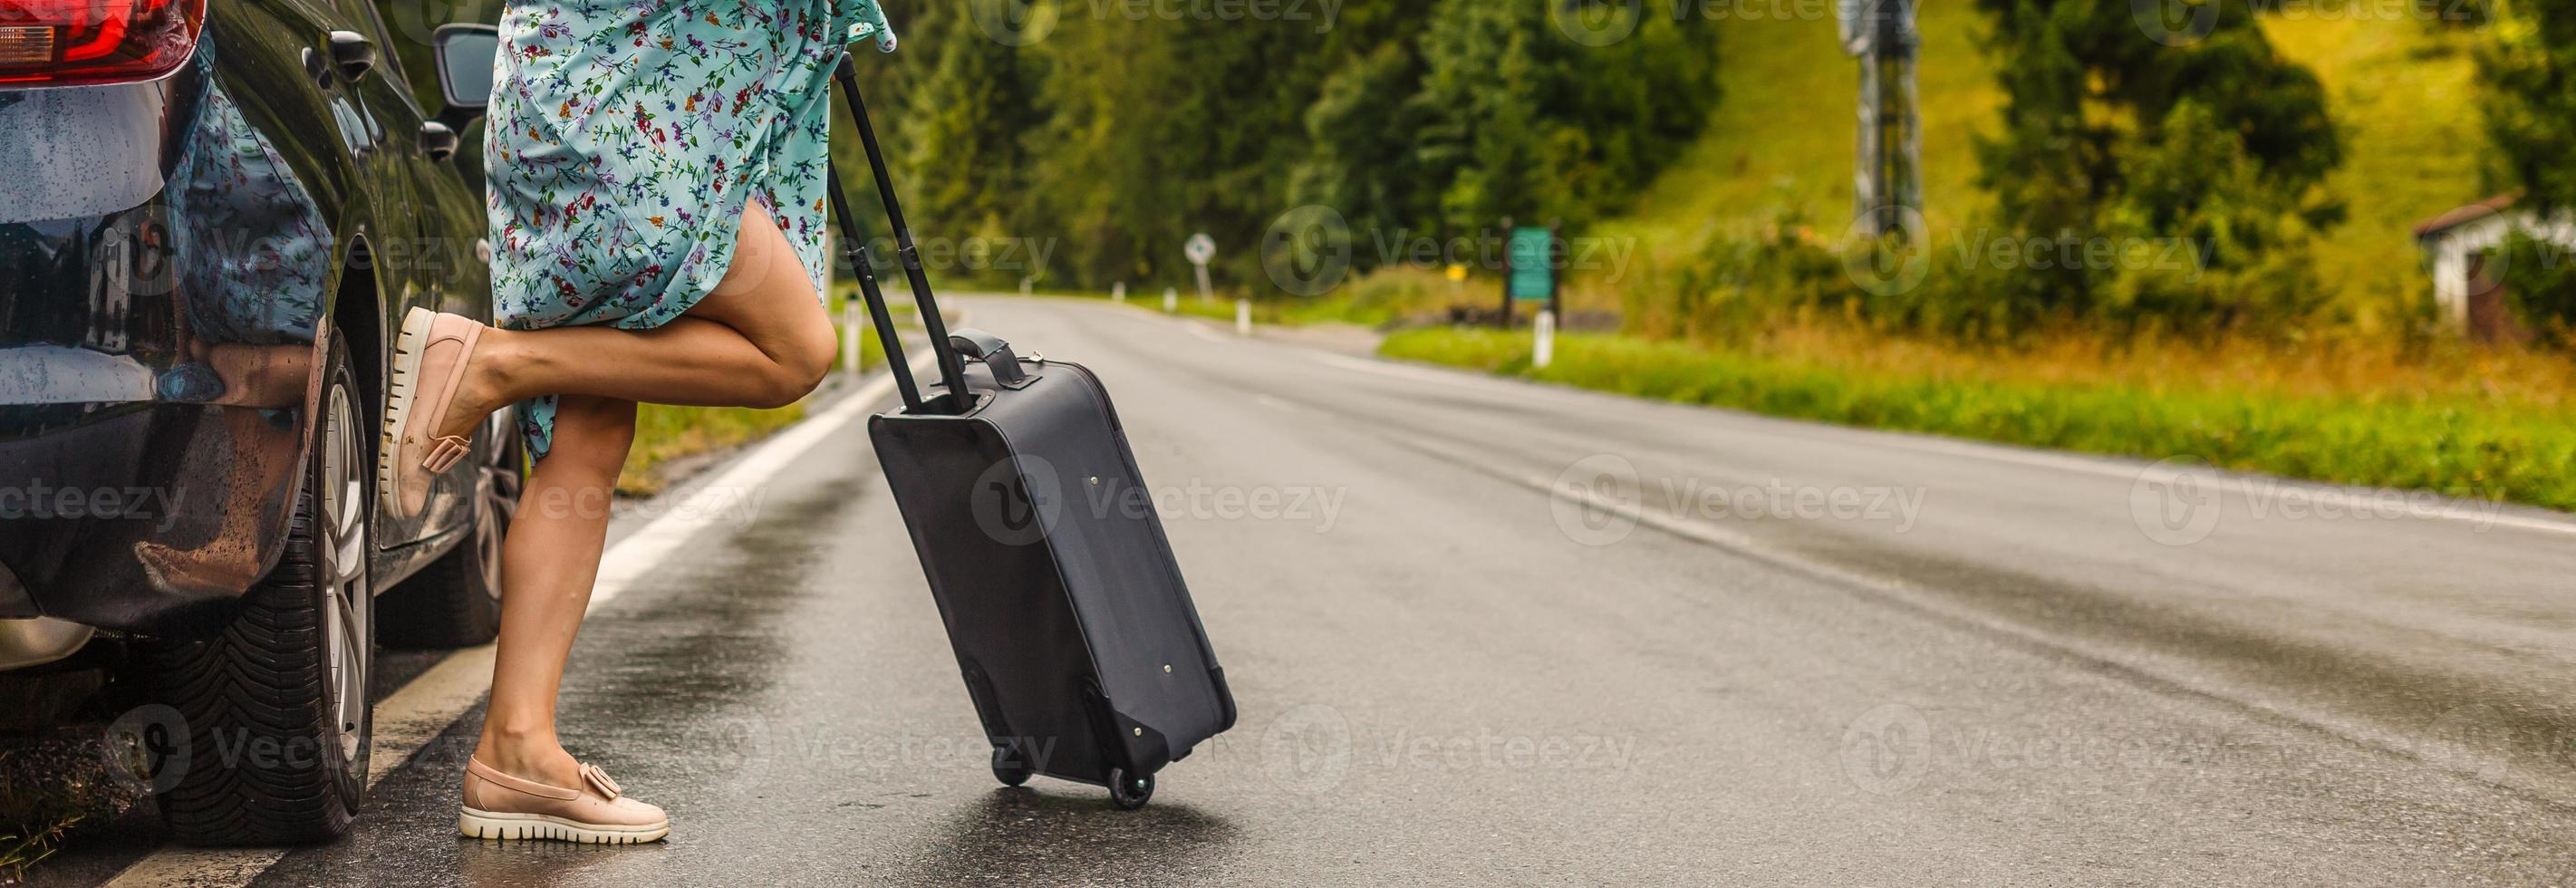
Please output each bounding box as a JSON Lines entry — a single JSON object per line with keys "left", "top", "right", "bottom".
{"left": 0, "top": 401, "right": 302, "bottom": 636}
{"left": 0, "top": 49, "right": 318, "bottom": 639}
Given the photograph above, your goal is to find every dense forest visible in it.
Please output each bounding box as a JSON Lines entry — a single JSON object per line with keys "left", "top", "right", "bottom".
{"left": 839, "top": 1, "right": 1721, "bottom": 295}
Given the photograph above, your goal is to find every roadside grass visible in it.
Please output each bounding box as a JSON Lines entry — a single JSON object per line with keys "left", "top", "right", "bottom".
{"left": 0, "top": 815, "right": 77, "bottom": 880}
{"left": 619, "top": 403, "right": 808, "bottom": 496}
{"left": 0, "top": 736, "right": 123, "bottom": 883}
{"left": 1382, "top": 324, "right": 2576, "bottom": 512}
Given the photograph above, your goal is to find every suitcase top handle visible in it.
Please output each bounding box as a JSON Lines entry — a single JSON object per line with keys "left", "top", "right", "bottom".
{"left": 948, "top": 327, "right": 1029, "bottom": 387}
{"left": 827, "top": 51, "right": 974, "bottom": 414}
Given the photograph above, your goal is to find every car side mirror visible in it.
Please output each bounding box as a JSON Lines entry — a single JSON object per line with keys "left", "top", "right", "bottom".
{"left": 432, "top": 24, "right": 498, "bottom": 128}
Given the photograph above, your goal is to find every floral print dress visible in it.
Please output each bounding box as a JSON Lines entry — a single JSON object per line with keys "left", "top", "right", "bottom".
{"left": 485, "top": 1, "right": 895, "bottom": 459}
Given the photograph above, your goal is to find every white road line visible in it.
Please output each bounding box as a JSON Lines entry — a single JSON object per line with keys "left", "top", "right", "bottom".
{"left": 364, "top": 646, "right": 502, "bottom": 787}
{"left": 103, "top": 361, "right": 921, "bottom": 888}
{"left": 586, "top": 358, "right": 919, "bottom": 604}
{"left": 1317, "top": 349, "right": 2576, "bottom": 539}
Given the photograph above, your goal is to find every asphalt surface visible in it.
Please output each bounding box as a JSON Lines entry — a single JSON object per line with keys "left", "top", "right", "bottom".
{"left": 43, "top": 295, "right": 2576, "bottom": 885}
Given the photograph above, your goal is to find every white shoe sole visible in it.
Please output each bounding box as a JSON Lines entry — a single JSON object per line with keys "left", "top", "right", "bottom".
{"left": 377, "top": 307, "right": 436, "bottom": 514}
{"left": 458, "top": 808, "right": 670, "bottom": 845}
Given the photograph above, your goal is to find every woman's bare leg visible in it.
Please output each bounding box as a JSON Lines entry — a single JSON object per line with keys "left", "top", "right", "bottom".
{"left": 431, "top": 201, "right": 839, "bottom": 441}
{"left": 461, "top": 201, "right": 835, "bottom": 787}
{"left": 469, "top": 393, "right": 633, "bottom": 789}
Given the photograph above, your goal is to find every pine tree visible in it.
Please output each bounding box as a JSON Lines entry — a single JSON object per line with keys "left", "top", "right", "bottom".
{"left": 2478, "top": 0, "right": 2576, "bottom": 338}
{"left": 901, "top": 7, "right": 1040, "bottom": 280}
{"left": 2480, "top": 0, "right": 2576, "bottom": 212}
{"left": 1967, "top": 0, "right": 2341, "bottom": 329}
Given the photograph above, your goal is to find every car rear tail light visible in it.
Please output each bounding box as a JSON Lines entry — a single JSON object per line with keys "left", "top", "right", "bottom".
{"left": 0, "top": 0, "right": 207, "bottom": 87}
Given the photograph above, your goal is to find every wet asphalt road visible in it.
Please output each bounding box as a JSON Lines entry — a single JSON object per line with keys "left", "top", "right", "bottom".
{"left": 58, "top": 295, "right": 2576, "bottom": 884}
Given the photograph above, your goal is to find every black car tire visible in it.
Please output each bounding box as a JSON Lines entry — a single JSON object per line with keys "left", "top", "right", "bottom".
{"left": 132, "top": 334, "right": 372, "bottom": 845}
{"left": 379, "top": 420, "right": 521, "bottom": 649}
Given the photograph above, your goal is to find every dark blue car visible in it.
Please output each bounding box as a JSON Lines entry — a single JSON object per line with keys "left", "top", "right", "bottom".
{"left": 0, "top": 0, "right": 509, "bottom": 844}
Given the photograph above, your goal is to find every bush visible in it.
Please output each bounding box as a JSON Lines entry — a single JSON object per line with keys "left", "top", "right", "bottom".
{"left": 1642, "top": 209, "right": 1851, "bottom": 343}
{"left": 2500, "top": 229, "right": 2576, "bottom": 343}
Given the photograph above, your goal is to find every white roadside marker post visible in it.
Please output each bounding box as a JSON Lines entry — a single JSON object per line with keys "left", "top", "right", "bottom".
{"left": 843, "top": 302, "right": 863, "bottom": 374}
{"left": 1020, "top": 276, "right": 1034, "bottom": 296}
{"left": 1236, "top": 299, "right": 1252, "bottom": 336}
{"left": 1113, "top": 281, "right": 1126, "bottom": 304}
{"left": 1534, "top": 310, "right": 1557, "bottom": 371}
{"left": 1163, "top": 287, "right": 1179, "bottom": 314}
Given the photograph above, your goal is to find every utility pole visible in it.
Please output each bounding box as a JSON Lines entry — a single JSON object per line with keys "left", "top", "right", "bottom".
{"left": 1842, "top": 0, "right": 1921, "bottom": 240}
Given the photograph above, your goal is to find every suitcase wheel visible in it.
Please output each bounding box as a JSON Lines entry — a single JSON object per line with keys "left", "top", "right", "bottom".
{"left": 1106, "top": 767, "right": 1154, "bottom": 810}
{"left": 991, "top": 746, "right": 1034, "bottom": 787}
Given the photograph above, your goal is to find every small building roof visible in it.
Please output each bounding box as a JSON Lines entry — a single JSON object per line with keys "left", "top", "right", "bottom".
{"left": 2413, "top": 193, "right": 2520, "bottom": 241}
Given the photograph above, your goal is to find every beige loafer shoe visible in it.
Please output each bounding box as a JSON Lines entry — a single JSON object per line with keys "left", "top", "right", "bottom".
{"left": 380, "top": 307, "right": 486, "bottom": 517}
{"left": 458, "top": 758, "right": 669, "bottom": 845}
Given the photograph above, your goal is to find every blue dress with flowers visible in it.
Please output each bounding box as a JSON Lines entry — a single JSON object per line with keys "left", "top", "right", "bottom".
{"left": 485, "top": 1, "right": 894, "bottom": 458}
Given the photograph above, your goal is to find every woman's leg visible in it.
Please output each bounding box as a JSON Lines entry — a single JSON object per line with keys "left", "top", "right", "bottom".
{"left": 469, "top": 393, "right": 634, "bottom": 788}
{"left": 461, "top": 201, "right": 835, "bottom": 788}
{"left": 433, "top": 201, "right": 839, "bottom": 441}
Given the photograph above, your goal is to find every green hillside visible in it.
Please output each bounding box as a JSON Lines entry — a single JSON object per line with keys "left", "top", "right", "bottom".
{"left": 1598, "top": 9, "right": 2492, "bottom": 332}
{"left": 2259, "top": 16, "right": 2492, "bottom": 333}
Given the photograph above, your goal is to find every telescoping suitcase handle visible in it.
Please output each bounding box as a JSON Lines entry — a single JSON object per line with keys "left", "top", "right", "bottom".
{"left": 825, "top": 53, "right": 974, "bottom": 414}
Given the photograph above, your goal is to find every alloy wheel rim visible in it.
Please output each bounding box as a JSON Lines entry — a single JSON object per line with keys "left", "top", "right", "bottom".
{"left": 319, "top": 382, "right": 370, "bottom": 765}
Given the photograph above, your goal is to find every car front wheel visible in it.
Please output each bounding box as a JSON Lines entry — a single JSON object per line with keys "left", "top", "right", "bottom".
{"left": 134, "top": 333, "right": 372, "bottom": 845}
{"left": 380, "top": 410, "right": 520, "bottom": 650}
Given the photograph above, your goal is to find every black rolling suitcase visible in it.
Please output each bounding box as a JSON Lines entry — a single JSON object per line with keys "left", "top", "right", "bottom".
{"left": 823, "top": 56, "right": 1235, "bottom": 809}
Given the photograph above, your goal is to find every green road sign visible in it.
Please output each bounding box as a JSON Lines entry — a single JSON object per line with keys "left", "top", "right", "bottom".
{"left": 1508, "top": 227, "right": 1554, "bottom": 302}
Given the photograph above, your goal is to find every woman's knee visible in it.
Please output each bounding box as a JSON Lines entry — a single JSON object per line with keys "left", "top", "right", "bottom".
{"left": 777, "top": 322, "right": 837, "bottom": 401}
{"left": 736, "top": 321, "right": 833, "bottom": 409}
{"left": 548, "top": 397, "right": 638, "bottom": 468}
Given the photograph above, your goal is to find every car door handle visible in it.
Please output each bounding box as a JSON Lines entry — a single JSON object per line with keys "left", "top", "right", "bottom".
{"left": 327, "top": 30, "right": 377, "bottom": 82}
{"left": 420, "top": 121, "right": 458, "bottom": 161}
